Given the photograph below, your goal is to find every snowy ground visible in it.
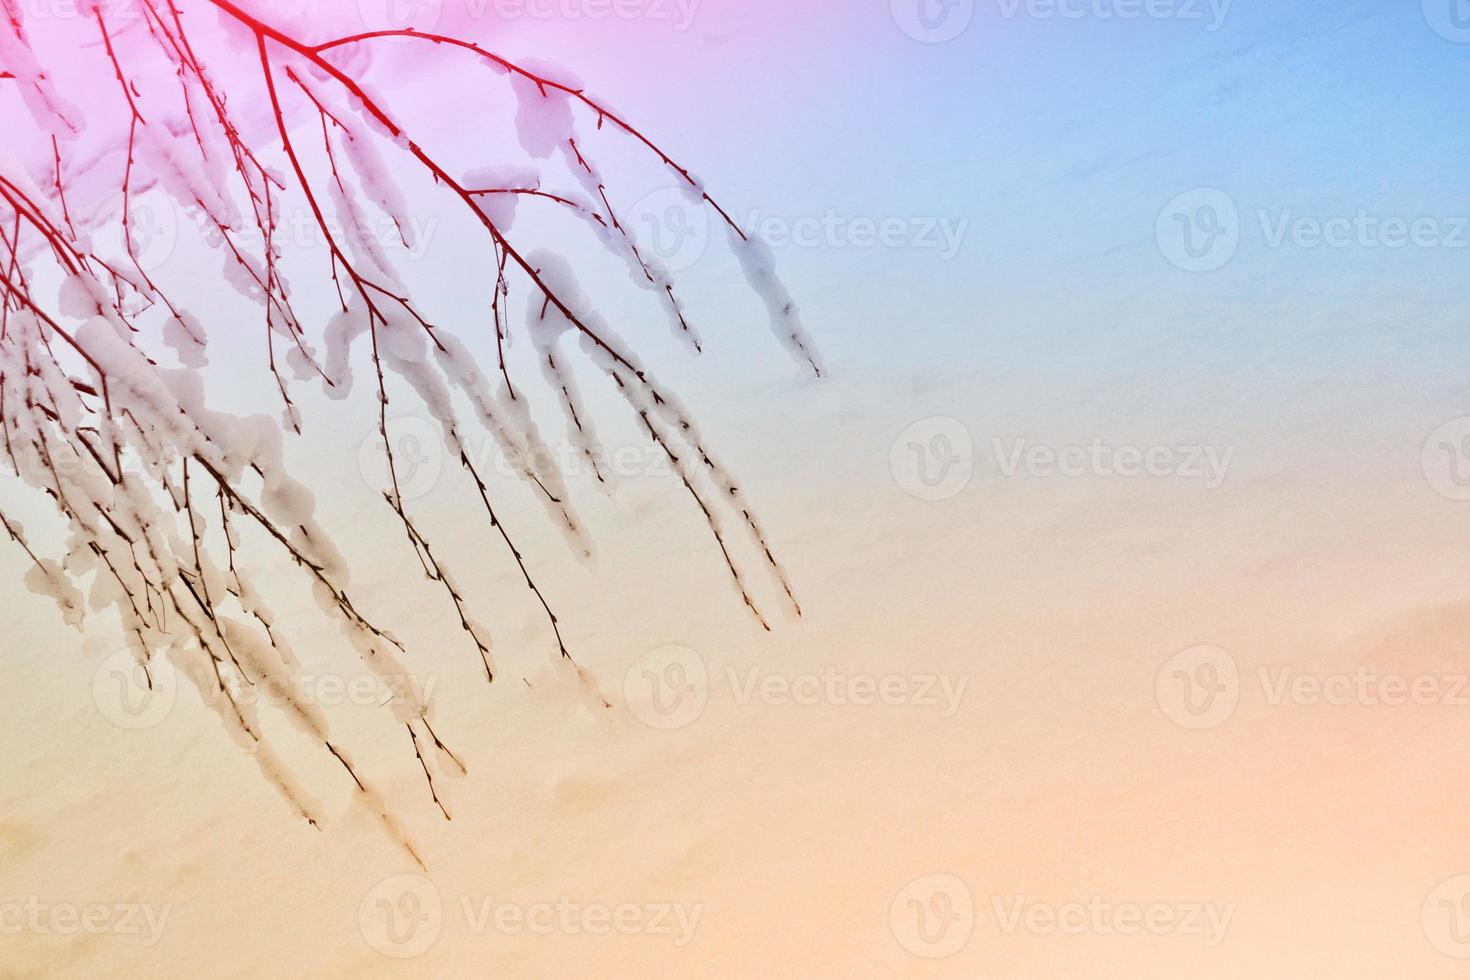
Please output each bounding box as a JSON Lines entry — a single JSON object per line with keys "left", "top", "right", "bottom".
{"left": 6, "top": 353, "right": 1470, "bottom": 977}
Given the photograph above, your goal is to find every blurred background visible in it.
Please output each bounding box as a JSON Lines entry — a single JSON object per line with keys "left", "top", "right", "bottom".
{"left": 5, "top": 0, "right": 1470, "bottom": 975}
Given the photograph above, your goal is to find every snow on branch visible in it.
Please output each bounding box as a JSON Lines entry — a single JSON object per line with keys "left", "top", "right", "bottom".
{"left": 0, "top": 0, "right": 816, "bottom": 864}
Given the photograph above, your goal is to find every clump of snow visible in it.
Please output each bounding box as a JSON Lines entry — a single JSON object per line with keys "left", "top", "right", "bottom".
{"left": 463, "top": 164, "right": 542, "bottom": 230}
{"left": 163, "top": 314, "right": 208, "bottom": 368}
{"left": 510, "top": 73, "right": 575, "bottom": 160}
{"left": 728, "top": 228, "right": 823, "bottom": 376}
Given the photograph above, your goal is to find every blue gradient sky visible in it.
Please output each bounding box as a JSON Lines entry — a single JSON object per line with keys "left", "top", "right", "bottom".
{"left": 302, "top": 0, "right": 1470, "bottom": 533}
{"left": 521, "top": 0, "right": 1470, "bottom": 380}
{"left": 426, "top": 0, "right": 1470, "bottom": 505}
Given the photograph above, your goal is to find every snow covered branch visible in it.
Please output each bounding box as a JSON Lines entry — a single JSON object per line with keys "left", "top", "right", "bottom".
{"left": 0, "top": 0, "right": 816, "bottom": 863}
